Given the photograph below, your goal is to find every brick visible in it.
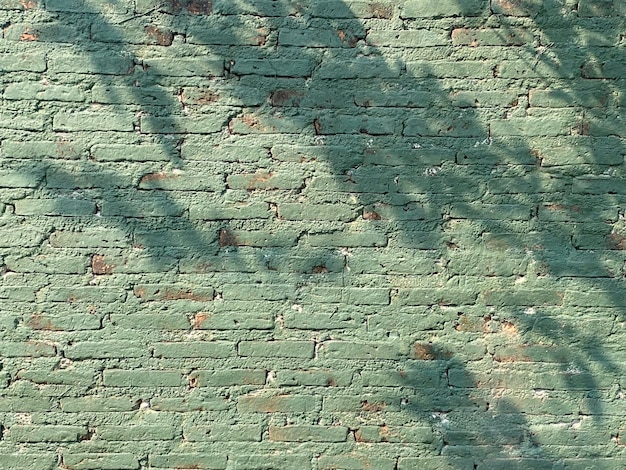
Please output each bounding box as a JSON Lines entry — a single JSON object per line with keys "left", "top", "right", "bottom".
{"left": 491, "top": 0, "right": 542, "bottom": 16}
{"left": 141, "top": 57, "right": 224, "bottom": 76}
{"left": 401, "top": 0, "right": 485, "bottom": 17}
{"left": 189, "top": 202, "right": 269, "bottom": 220}
{"left": 103, "top": 370, "right": 182, "bottom": 387}
{"left": 0, "top": 53, "right": 46, "bottom": 71}
{"left": 91, "top": 143, "right": 174, "bottom": 162}
{"left": 238, "top": 340, "right": 314, "bottom": 358}
{"left": 139, "top": 114, "right": 228, "bottom": 134}
{"left": 269, "top": 425, "right": 349, "bottom": 442}
{"left": 317, "top": 57, "right": 401, "bottom": 78}
{"left": 97, "top": 425, "right": 178, "bottom": 440}
{"left": 228, "top": 455, "right": 311, "bottom": 470}
{"left": 0, "top": 341, "right": 56, "bottom": 357}
{"left": 321, "top": 341, "right": 403, "bottom": 360}
{"left": 149, "top": 454, "right": 227, "bottom": 469}
{"left": 64, "top": 341, "right": 146, "bottom": 359}
{"left": 17, "top": 369, "right": 96, "bottom": 385}
{"left": 2, "top": 140, "right": 83, "bottom": 159}
{"left": 0, "top": 455, "right": 56, "bottom": 470}
{"left": 0, "top": 398, "right": 52, "bottom": 412}
{"left": 231, "top": 59, "right": 316, "bottom": 76}
{"left": 367, "top": 29, "right": 448, "bottom": 47}
{"left": 227, "top": 172, "right": 304, "bottom": 190}
{"left": 14, "top": 198, "right": 95, "bottom": 216}
{"left": 49, "top": 53, "right": 133, "bottom": 74}
{"left": 356, "top": 425, "right": 435, "bottom": 443}
{"left": 307, "top": 232, "right": 387, "bottom": 247}
{"left": 53, "top": 112, "right": 135, "bottom": 132}
{"left": 8, "top": 425, "right": 87, "bottom": 442}
{"left": 451, "top": 27, "right": 533, "bottom": 45}
{"left": 62, "top": 453, "right": 138, "bottom": 470}
{"left": 275, "top": 369, "right": 353, "bottom": 386}
{"left": 318, "top": 454, "right": 397, "bottom": 470}
{"left": 153, "top": 341, "right": 234, "bottom": 358}
{"left": 184, "top": 424, "right": 263, "bottom": 442}
{"left": 238, "top": 394, "right": 321, "bottom": 413}
{"left": 221, "top": 284, "right": 296, "bottom": 300}
{"left": 4, "top": 82, "right": 86, "bottom": 101}
{"left": 190, "top": 369, "right": 267, "bottom": 386}
{"left": 406, "top": 60, "right": 495, "bottom": 78}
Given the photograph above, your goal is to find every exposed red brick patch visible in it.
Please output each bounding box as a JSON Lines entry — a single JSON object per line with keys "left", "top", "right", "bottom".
{"left": 145, "top": 25, "right": 173, "bottom": 46}
{"left": 92, "top": 255, "right": 115, "bottom": 274}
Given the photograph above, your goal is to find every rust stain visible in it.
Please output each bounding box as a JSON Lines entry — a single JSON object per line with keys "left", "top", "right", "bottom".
{"left": 91, "top": 254, "right": 114, "bottom": 275}
{"left": 27, "top": 314, "right": 58, "bottom": 331}
{"left": 501, "top": 320, "right": 519, "bottom": 336}
{"left": 20, "top": 0, "right": 36, "bottom": 8}
{"left": 193, "top": 312, "right": 208, "bottom": 329}
{"left": 608, "top": 232, "right": 626, "bottom": 250}
{"left": 271, "top": 89, "right": 302, "bottom": 107}
{"left": 133, "top": 287, "right": 147, "bottom": 298}
{"left": 361, "top": 400, "right": 386, "bottom": 412}
{"left": 189, "top": 90, "right": 219, "bottom": 104}
{"left": 218, "top": 228, "right": 240, "bottom": 247}
{"left": 455, "top": 314, "right": 482, "bottom": 332}
{"left": 369, "top": 2, "right": 393, "bottom": 18}
{"left": 20, "top": 29, "right": 38, "bottom": 41}
{"left": 170, "top": 0, "right": 211, "bottom": 14}
{"left": 56, "top": 140, "right": 76, "bottom": 157}
{"left": 255, "top": 28, "right": 268, "bottom": 46}
{"left": 246, "top": 172, "right": 274, "bottom": 189}
{"left": 145, "top": 25, "right": 173, "bottom": 46}
{"left": 140, "top": 172, "right": 176, "bottom": 183}
{"left": 544, "top": 204, "right": 582, "bottom": 213}
{"left": 161, "top": 288, "right": 212, "bottom": 301}
{"left": 363, "top": 210, "right": 381, "bottom": 220}
{"left": 312, "top": 265, "right": 328, "bottom": 274}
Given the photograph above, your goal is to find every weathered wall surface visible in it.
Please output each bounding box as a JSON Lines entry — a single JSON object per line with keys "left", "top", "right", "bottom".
{"left": 0, "top": 0, "right": 625, "bottom": 468}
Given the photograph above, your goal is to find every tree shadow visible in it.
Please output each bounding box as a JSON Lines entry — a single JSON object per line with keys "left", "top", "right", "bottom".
{"left": 0, "top": 0, "right": 625, "bottom": 469}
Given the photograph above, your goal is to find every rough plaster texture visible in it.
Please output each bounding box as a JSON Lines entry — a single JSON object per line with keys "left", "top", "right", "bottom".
{"left": 0, "top": 0, "right": 625, "bottom": 468}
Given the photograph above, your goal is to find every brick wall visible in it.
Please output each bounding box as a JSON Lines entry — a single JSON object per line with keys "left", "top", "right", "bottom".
{"left": 0, "top": 0, "right": 625, "bottom": 468}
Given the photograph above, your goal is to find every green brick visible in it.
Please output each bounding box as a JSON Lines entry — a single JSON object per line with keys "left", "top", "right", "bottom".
{"left": 62, "top": 453, "right": 138, "bottom": 470}
{"left": 318, "top": 455, "right": 396, "bottom": 470}
{"left": 0, "top": 455, "right": 56, "bottom": 470}
{"left": 110, "top": 313, "right": 189, "bottom": 330}
{"left": 153, "top": 341, "right": 234, "bottom": 358}
{"left": 0, "top": 398, "right": 51, "bottom": 412}
{"left": 49, "top": 229, "right": 130, "bottom": 248}
{"left": 97, "top": 425, "right": 178, "bottom": 441}
{"left": 91, "top": 143, "right": 174, "bottom": 162}
{"left": 139, "top": 114, "right": 228, "bottom": 134}
{"left": 2, "top": 140, "right": 83, "bottom": 159}
{"left": 139, "top": 171, "right": 224, "bottom": 191}
{"left": 184, "top": 424, "right": 263, "bottom": 442}
{"left": 49, "top": 53, "right": 133, "bottom": 74}
{"left": 451, "top": 27, "right": 533, "bottom": 45}
{"left": 491, "top": 0, "right": 542, "bottom": 15}
{"left": 14, "top": 198, "right": 95, "bottom": 216}
{"left": 367, "top": 29, "right": 448, "bottom": 47}
{"left": 8, "top": 425, "right": 87, "bottom": 442}
{"left": 0, "top": 341, "right": 56, "bottom": 357}
{"left": 231, "top": 59, "right": 316, "bottom": 76}
{"left": 103, "top": 369, "right": 183, "bottom": 387}
{"left": 0, "top": 169, "right": 43, "bottom": 187}
{"left": 238, "top": 340, "right": 314, "bottom": 358}
{"left": 237, "top": 394, "right": 321, "bottom": 413}
{"left": 190, "top": 369, "right": 266, "bottom": 387}
{"left": 17, "top": 369, "right": 96, "bottom": 385}
{"left": 269, "top": 425, "right": 349, "bottom": 442}
{"left": 401, "top": 0, "right": 484, "bottom": 17}
{"left": 317, "top": 57, "right": 401, "bottom": 78}
{"left": 65, "top": 341, "right": 146, "bottom": 359}
{"left": 189, "top": 202, "right": 269, "bottom": 220}
{"left": 228, "top": 455, "right": 311, "bottom": 470}
{"left": 356, "top": 425, "right": 434, "bottom": 443}
{"left": 141, "top": 57, "right": 224, "bottom": 76}
{"left": 321, "top": 341, "right": 403, "bottom": 360}
{"left": 307, "top": 232, "right": 387, "bottom": 247}
{"left": 0, "top": 53, "right": 46, "bottom": 71}
{"left": 482, "top": 289, "right": 563, "bottom": 306}
{"left": 406, "top": 60, "right": 495, "bottom": 78}
{"left": 149, "top": 453, "right": 227, "bottom": 469}
{"left": 275, "top": 369, "right": 353, "bottom": 386}
{"left": 7, "top": 254, "right": 88, "bottom": 274}
{"left": 221, "top": 284, "right": 295, "bottom": 300}
{"left": 4, "top": 82, "right": 86, "bottom": 101}
{"left": 44, "top": 286, "right": 125, "bottom": 303}
{"left": 53, "top": 112, "right": 135, "bottom": 132}
{"left": 150, "top": 396, "right": 231, "bottom": 412}
{"left": 227, "top": 172, "right": 304, "bottom": 190}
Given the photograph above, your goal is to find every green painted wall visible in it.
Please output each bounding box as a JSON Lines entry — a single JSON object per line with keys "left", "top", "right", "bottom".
{"left": 0, "top": 0, "right": 625, "bottom": 468}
